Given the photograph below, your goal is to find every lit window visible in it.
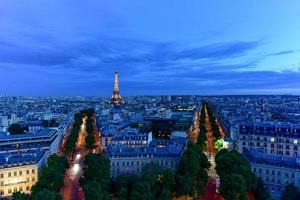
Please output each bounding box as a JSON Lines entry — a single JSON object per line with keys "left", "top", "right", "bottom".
{"left": 270, "top": 138, "right": 275, "bottom": 142}
{"left": 294, "top": 139, "right": 298, "bottom": 145}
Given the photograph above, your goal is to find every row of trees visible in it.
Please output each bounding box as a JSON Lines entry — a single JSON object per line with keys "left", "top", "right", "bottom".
{"left": 80, "top": 154, "right": 111, "bottom": 200}
{"left": 176, "top": 142, "right": 210, "bottom": 199}
{"left": 112, "top": 142, "right": 210, "bottom": 200}
{"left": 114, "top": 164, "right": 175, "bottom": 200}
{"left": 64, "top": 112, "right": 84, "bottom": 155}
{"left": 215, "top": 149, "right": 258, "bottom": 200}
{"left": 30, "top": 154, "right": 69, "bottom": 200}
{"left": 84, "top": 109, "right": 96, "bottom": 149}
{"left": 197, "top": 103, "right": 207, "bottom": 149}
{"left": 205, "top": 102, "right": 221, "bottom": 139}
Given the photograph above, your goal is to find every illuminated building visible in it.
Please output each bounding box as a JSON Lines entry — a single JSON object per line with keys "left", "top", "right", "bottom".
{"left": 0, "top": 151, "right": 47, "bottom": 197}
{"left": 110, "top": 72, "right": 124, "bottom": 105}
{"left": 237, "top": 123, "right": 300, "bottom": 157}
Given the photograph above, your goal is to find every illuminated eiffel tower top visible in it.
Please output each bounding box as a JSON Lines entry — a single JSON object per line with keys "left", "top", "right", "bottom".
{"left": 110, "top": 72, "right": 124, "bottom": 104}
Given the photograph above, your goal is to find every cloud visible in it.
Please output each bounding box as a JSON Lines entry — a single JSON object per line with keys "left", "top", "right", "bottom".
{"left": 0, "top": 34, "right": 299, "bottom": 95}
{"left": 267, "top": 49, "right": 300, "bottom": 56}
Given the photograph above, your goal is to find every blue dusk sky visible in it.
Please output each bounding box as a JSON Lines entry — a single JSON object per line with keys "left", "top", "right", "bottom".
{"left": 0, "top": 0, "right": 300, "bottom": 96}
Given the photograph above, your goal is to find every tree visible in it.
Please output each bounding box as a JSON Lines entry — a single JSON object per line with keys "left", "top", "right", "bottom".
{"left": 253, "top": 178, "right": 273, "bottom": 200}
{"left": 158, "top": 189, "right": 172, "bottom": 200}
{"left": 215, "top": 149, "right": 257, "bottom": 192}
{"left": 85, "top": 135, "right": 95, "bottom": 149}
{"left": 130, "top": 181, "right": 155, "bottom": 200}
{"left": 161, "top": 169, "right": 175, "bottom": 192}
{"left": 219, "top": 174, "right": 247, "bottom": 200}
{"left": 12, "top": 192, "right": 28, "bottom": 200}
{"left": 117, "top": 187, "right": 128, "bottom": 200}
{"left": 31, "top": 189, "right": 56, "bottom": 200}
{"left": 31, "top": 155, "right": 68, "bottom": 197}
{"left": 175, "top": 175, "right": 194, "bottom": 198}
{"left": 83, "top": 181, "right": 112, "bottom": 200}
{"left": 176, "top": 142, "right": 209, "bottom": 198}
{"left": 281, "top": 184, "right": 300, "bottom": 200}
{"left": 8, "top": 123, "right": 25, "bottom": 135}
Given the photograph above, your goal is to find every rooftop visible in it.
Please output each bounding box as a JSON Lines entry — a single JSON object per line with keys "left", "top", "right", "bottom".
{"left": 0, "top": 128, "right": 56, "bottom": 140}
{"left": 243, "top": 148, "right": 300, "bottom": 169}
{"left": 0, "top": 150, "right": 47, "bottom": 168}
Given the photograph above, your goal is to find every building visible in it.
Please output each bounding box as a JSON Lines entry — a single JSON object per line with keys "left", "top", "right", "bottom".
{"left": 0, "top": 151, "right": 47, "bottom": 197}
{"left": 100, "top": 126, "right": 118, "bottom": 151}
{"left": 146, "top": 118, "right": 177, "bottom": 139}
{"left": 0, "top": 126, "right": 69, "bottom": 155}
{"left": 10, "top": 114, "right": 18, "bottom": 125}
{"left": 111, "top": 128, "right": 152, "bottom": 148}
{"left": 244, "top": 148, "right": 300, "bottom": 200}
{"left": 110, "top": 72, "right": 124, "bottom": 105}
{"left": 237, "top": 123, "right": 300, "bottom": 157}
{"left": 107, "top": 137, "right": 187, "bottom": 177}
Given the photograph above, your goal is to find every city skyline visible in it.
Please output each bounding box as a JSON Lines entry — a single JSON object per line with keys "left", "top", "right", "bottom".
{"left": 1, "top": 1, "right": 300, "bottom": 96}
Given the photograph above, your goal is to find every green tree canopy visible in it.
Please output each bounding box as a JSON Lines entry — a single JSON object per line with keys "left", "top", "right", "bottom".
{"left": 8, "top": 123, "right": 26, "bottom": 135}
{"left": 12, "top": 192, "right": 29, "bottom": 200}
{"left": 219, "top": 174, "right": 247, "bottom": 200}
{"left": 281, "top": 184, "right": 300, "bottom": 200}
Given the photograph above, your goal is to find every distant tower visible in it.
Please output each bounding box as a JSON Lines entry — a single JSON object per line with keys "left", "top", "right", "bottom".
{"left": 110, "top": 72, "right": 124, "bottom": 104}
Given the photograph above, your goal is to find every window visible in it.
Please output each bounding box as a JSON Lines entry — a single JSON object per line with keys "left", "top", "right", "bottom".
{"left": 26, "top": 170, "right": 29, "bottom": 175}
{"left": 294, "top": 146, "right": 298, "bottom": 150}
{"left": 294, "top": 139, "right": 298, "bottom": 145}
{"left": 8, "top": 189, "right": 12, "bottom": 194}
{"left": 0, "top": 174, "right": 3, "bottom": 178}
{"left": 277, "top": 171, "right": 281, "bottom": 176}
{"left": 19, "top": 187, "right": 23, "bottom": 192}
{"left": 32, "top": 169, "right": 35, "bottom": 174}
{"left": 32, "top": 177, "right": 36, "bottom": 182}
{"left": 14, "top": 172, "right": 17, "bottom": 176}
{"left": 0, "top": 181, "right": 4, "bottom": 186}
{"left": 19, "top": 171, "right": 22, "bottom": 175}
{"left": 26, "top": 186, "right": 30, "bottom": 191}
{"left": 8, "top": 172, "right": 11, "bottom": 177}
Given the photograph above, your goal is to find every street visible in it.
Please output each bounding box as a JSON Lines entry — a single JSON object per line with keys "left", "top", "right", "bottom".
{"left": 61, "top": 118, "right": 88, "bottom": 200}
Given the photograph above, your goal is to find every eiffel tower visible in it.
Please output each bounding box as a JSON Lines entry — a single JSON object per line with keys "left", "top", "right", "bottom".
{"left": 110, "top": 72, "right": 124, "bottom": 104}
